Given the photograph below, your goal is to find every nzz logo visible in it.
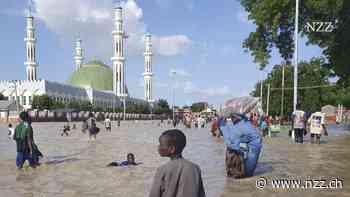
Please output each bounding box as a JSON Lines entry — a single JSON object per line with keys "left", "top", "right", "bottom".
{"left": 304, "top": 22, "right": 335, "bottom": 32}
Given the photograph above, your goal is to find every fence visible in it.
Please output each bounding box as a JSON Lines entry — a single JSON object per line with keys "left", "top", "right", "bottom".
{"left": 0, "top": 110, "right": 164, "bottom": 123}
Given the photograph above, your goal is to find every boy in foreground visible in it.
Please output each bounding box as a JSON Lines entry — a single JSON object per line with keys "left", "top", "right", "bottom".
{"left": 14, "top": 112, "right": 35, "bottom": 169}
{"left": 149, "top": 129, "right": 206, "bottom": 197}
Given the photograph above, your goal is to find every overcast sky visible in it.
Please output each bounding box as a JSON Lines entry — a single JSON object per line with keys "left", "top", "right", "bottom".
{"left": 0, "top": 0, "right": 323, "bottom": 107}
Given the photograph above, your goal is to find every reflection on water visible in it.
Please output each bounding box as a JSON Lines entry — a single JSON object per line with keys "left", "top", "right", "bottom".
{"left": 0, "top": 122, "right": 349, "bottom": 197}
{"left": 45, "top": 158, "right": 80, "bottom": 165}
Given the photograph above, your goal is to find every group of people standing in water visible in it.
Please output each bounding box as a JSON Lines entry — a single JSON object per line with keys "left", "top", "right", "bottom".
{"left": 291, "top": 104, "right": 328, "bottom": 144}
{"left": 7, "top": 105, "right": 330, "bottom": 197}
{"left": 9, "top": 111, "right": 207, "bottom": 197}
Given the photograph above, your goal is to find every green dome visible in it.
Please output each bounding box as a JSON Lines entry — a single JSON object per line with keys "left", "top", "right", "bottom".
{"left": 67, "top": 60, "right": 113, "bottom": 91}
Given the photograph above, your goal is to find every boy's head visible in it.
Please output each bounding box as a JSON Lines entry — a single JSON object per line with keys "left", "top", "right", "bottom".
{"left": 8, "top": 123, "right": 12, "bottom": 128}
{"left": 19, "top": 111, "right": 29, "bottom": 122}
{"left": 127, "top": 153, "right": 135, "bottom": 163}
{"left": 158, "top": 129, "right": 186, "bottom": 157}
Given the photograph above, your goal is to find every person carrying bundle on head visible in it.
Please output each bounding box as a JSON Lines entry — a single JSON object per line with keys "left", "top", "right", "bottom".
{"left": 216, "top": 113, "right": 262, "bottom": 178}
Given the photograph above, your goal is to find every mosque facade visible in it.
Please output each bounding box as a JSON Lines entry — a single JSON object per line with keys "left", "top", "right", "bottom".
{"left": 0, "top": 5, "right": 154, "bottom": 110}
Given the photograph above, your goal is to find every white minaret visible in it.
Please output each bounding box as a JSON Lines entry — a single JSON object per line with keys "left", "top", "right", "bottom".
{"left": 111, "top": 5, "right": 127, "bottom": 97}
{"left": 143, "top": 34, "right": 153, "bottom": 102}
{"left": 24, "top": 6, "right": 38, "bottom": 81}
{"left": 74, "top": 38, "right": 83, "bottom": 70}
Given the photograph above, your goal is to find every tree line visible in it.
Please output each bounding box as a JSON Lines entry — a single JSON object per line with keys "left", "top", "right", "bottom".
{"left": 250, "top": 58, "right": 349, "bottom": 116}
{"left": 31, "top": 95, "right": 173, "bottom": 114}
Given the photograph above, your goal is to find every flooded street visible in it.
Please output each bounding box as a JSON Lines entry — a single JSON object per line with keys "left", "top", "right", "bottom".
{"left": 0, "top": 121, "right": 349, "bottom": 197}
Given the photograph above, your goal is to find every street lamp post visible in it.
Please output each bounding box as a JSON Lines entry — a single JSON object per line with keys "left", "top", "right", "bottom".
{"left": 293, "top": 0, "right": 299, "bottom": 112}
{"left": 122, "top": 94, "right": 126, "bottom": 121}
{"left": 260, "top": 72, "right": 263, "bottom": 102}
{"left": 171, "top": 71, "right": 176, "bottom": 123}
{"left": 281, "top": 63, "right": 285, "bottom": 118}
{"left": 150, "top": 101, "right": 154, "bottom": 120}
{"left": 267, "top": 83, "right": 270, "bottom": 116}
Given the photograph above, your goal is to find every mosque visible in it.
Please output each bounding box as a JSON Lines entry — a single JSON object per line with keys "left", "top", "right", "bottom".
{"left": 0, "top": 4, "right": 154, "bottom": 111}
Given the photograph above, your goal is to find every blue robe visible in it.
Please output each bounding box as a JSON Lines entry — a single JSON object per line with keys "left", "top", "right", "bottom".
{"left": 219, "top": 117, "right": 262, "bottom": 176}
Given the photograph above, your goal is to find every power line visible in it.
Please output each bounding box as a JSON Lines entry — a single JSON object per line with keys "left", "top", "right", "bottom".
{"left": 270, "top": 84, "right": 336, "bottom": 91}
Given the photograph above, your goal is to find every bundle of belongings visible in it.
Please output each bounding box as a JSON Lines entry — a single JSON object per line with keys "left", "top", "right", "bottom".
{"left": 222, "top": 96, "right": 263, "bottom": 117}
{"left": 225, "top": 147, "right": 245, "bottom": 178}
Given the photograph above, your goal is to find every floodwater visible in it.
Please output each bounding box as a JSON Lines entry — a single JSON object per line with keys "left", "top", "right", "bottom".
{"left": 0, "top": 121, "right": 349, "bottom": 197}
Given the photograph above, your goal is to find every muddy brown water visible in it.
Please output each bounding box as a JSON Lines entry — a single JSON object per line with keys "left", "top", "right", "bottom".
{"left": 0, "top": 122, "right": 349, "bottom": 197}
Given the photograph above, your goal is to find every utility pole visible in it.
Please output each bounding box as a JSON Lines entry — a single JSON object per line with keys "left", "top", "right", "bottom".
{"left": 293, "top": 0, "right": 299, "bottom": 112}
{"left": 260, "top": 71, "right": 263, "bottom": 102}
{"left": 281, "top": 64, "right": 285, "bottom": 118}
{"left": 123, "top": 95, "right": 126, "bottom": 121}
{"left": 267, "top": 83, "right": 271, "bottom": 116}
{"left": 260, "top": 80, "right": 263, "bottom": 102}
{"left": 172, "top": 71, "right": 176, "bottom": 123}
{"left": 150, "top": 101, "right": 153, "bottom": 120}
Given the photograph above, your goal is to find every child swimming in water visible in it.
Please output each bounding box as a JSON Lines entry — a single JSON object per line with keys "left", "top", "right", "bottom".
{"left": 107, "top": 153, "right": 139, "bottom": 167}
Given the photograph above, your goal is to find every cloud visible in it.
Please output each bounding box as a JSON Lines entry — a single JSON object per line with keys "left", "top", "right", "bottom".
{"left": 33, "top": 0, "right": 191, "bottom": 61}
{"left": 184, "top": 83, "right": 233, "bottom": 97}
{"left": 154, "top": 0, "right": 194, "bottom": 12}
{"left": 165, "top": 68, "right": 233, "bottom": 98}
{"left": 154, "top": 35, "right": 192, "bottom": 56}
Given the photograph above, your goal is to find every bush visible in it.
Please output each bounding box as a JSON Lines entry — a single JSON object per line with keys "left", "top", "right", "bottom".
{"left": 153, "top": 99, "right": 171, "bottom": 114}
{"left": 32, "top": 95, "right": 53, "bottom": 110}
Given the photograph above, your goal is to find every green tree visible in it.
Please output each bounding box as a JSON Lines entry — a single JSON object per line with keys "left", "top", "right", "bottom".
{"left": 93, "top": 106, "right": 104, "bottom": 112}
{"left": 124, "top": 102, "right": 150, "bottom": 114}
{"left": 80, "top": 101, "right": 93, "bottom": 111}
{"left": 52, "top": 100, "right": 65, "bottom": 109}
{"left": 153, "top": 99, "right": 171, "bottom": 114}
{"left": 239, "top": 0, "right": 350, "bottom": 85}
{"left": 67, "top": 100, "right": 80, "bottom": 109}
{"left": 32, "top": 95, "right": 54, "bottom": 110}
{"left": 336, "top": 87, "right": 350, "bottom": 107}
{"left": 114, "top": 107, "right": 123, "bottom": 113}
{"left": 191, "top": 102, "right": 206, "bottom": 112}
{"left": 251, "top": 58, "right": 338, "bottom": 116}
